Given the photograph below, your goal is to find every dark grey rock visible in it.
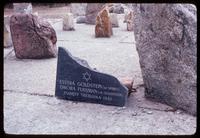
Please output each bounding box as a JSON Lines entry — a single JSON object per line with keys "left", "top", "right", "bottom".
{"left": 133, "top": 4, "right": 196, "bottom": 115}
{"left": 55, "top": 47, "right": 128, "bottom": 107}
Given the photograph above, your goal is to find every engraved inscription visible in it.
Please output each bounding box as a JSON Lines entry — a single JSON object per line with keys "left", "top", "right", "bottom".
{"left": 58, "top": 79, "right": 123, "bottom": 102}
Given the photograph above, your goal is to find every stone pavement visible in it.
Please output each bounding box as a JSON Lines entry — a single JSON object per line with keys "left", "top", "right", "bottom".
{"left": 4, "top": 13, "right": 196, "bottom": 134}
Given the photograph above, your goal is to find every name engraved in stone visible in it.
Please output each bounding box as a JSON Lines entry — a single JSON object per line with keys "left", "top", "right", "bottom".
{"left": 80, "top": 93, "right": 101, "bottom": 100}
{"left": 59, "top": 79, "right": 75, "bottom": 86}
{"left": 64, "top": 91, "right": 79, "bottom": 97}
{"left": 60, "top": 85, "right": 76, "bottom": 91}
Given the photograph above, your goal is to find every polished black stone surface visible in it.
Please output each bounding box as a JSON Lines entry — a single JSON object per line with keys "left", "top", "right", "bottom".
{"left": 55, "top": 47, "right": 128, "bottom": 106}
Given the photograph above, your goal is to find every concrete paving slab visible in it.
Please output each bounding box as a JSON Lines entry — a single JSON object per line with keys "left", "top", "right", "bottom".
{"left": 4, "top": 87, "right": 196, "bottom": 134}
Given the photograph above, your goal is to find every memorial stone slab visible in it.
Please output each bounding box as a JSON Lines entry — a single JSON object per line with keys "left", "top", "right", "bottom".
{"left": 55, "top": 47, "right": 128, "bottom": 106}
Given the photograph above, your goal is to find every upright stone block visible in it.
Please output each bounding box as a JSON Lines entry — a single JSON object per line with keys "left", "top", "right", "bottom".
{"left": 95, "top": 7, "right": 113, "bottom": 37}
{"left": 4, "top": 16, "right": 12, "bottom": 48}
{"left": 133, "top": 4, "right": 197, "bottom": 115}
{"left": 63, "top": 13, "right": 75, "bottom": 31}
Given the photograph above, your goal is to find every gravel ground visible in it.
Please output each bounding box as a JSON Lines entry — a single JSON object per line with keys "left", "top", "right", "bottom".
{"left": 3, "top": 6, "right": 196, "bottom": 135}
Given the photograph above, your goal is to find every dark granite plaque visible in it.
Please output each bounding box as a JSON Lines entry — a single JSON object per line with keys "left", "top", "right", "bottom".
{"left": 55, "top": 47, "right": 128, "bottom": 106}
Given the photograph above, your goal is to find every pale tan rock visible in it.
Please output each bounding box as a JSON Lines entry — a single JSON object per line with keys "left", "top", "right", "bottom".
{"left": 110, "top": 13, "right": 119, "bottom": 27}
{"left": 95, "top": 7, "right": 113, "bottom": 37}
{"left": 126, "top": 11, "right": 134, "bottom": 31}
{"left": 63, "top": 13, "right": 75, "bottom": 31}
{"left": 4, "top": 16, "right": 12, "bottom": 48}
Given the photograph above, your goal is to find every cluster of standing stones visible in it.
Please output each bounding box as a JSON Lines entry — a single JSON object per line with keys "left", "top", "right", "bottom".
{"left": 4, "top": 3, "right": 196, "bottom": 115}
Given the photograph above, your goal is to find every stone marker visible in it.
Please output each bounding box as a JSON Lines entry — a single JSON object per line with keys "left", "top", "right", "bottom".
{"left": 55, "top": 47, "right": 128, "bottom": 107}
{"left": 13, "top": 3, "right": 32, "bottom": 14}
{"left": 133, "top": 4, "right": 197, "bottom": 115}
{"left": 63, "top": 13, "right": 75, "bottom": 31}
{"left": 10, "top": 13, "right": 57, "bottom": 59}
{"left": 95, "top": 7, "right": 113, "bottom": 37}
{"left": 4, "top": 16, "right": 12, "bottom": 48}
{"left": 110, "top": 13, "right": 119, "bottom": 27}
{"left": 85, "top": 3, "right": 104, "bottom": 25}
{"left": 125, "top": 11, "right": 134, "bottom": 31}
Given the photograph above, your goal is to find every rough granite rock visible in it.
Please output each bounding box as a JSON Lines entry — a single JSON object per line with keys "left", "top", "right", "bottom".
{"left": 13, "top": 3, "right": 32, "bottom": 14}
{"left": 10, "top": 13, "right": 57, "bottom": 59}
{"left": 95, "top": 7, "right": 113, "bottom": 37}
{"left": 110, "top": 13, "right": 119, "bottom": 27}
{"left": 4, "top": 16, "right": 13, "bottom": 48}
{"left": 85, "top": 3, "right": 104, "bottom": 25}
{"left": 63, "top": 13, "right": 75, "bottom": 31}
{"left": 133, "top": 4, "right": 197, "bottom": 115}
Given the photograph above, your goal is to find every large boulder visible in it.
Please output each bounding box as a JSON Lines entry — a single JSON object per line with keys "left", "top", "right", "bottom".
{"left": 95, "top": 7, "right": 113, "bottom": 37}
{"left": 85, "top": 3, "right": 104, "bottom": 25}
{"left": 133, "top": 4, "right": 197, "bottom": 115}
{"left": 10, "top": 13, "right": 57, "bottom": 59}
{"left": 4, "top": 16, "right": 12, "bottom": 48}
{"left": 63, "top": 13, "right": 75, "bottom": 31}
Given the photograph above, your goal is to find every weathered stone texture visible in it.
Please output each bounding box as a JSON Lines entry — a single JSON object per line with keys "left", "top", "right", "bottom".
{"left": 63, "top": 13, "right": 75, "bottom": 31}
{"left": 10, "top": 14, "right": 57, "bottom": 59}
{"left": 85, "top": 3, "right": 104, "bottom": 25}
{"left": 95, "top": 7, "right": 113, "bottom": 37}
{"left": 4, "top": 16, "right": 13, "bottom": 48}
{"left": 124, "top": 11, "right": 134, "bottom": 31}
{"left": 133, "top": 4, "right": 197, "bottom": 115}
